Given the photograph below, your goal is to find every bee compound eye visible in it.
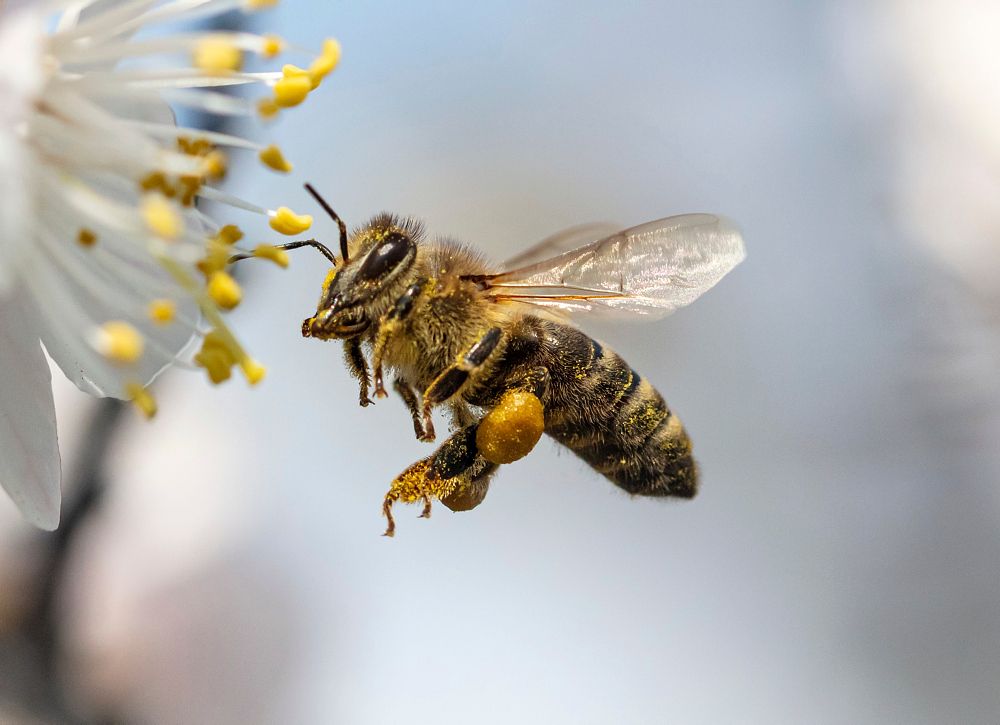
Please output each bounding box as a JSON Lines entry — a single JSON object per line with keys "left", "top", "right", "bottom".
{"left": 355, "top": 232, "right": 412, "bottom": 282}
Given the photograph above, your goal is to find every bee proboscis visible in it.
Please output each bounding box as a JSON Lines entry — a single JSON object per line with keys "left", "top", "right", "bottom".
{"left": 233, "top": 184, "right": 745, "bottom": 535}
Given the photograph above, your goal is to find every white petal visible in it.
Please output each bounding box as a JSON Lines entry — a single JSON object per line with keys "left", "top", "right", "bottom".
{"left": 0, "top": 6, "right": 44, "bottom": 293}
{"left": 0, "top": 286, "right": 61, "bottom": 530}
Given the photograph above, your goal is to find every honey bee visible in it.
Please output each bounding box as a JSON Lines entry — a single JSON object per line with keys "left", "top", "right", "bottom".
{"left": 235, "top": 184, "right": 745, "bottom": 535}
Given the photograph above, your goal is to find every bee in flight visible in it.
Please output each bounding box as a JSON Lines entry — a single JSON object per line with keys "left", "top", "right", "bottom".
{"left": 233, "top": 184, "right": 745, "bottom": 535}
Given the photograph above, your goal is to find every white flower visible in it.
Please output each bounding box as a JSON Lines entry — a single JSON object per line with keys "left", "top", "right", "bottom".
{"left": 0, "top": 0, "right": 341, "bottom": 529}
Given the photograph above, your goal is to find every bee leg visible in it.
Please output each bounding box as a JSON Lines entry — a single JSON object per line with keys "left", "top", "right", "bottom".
{"left": 420, "top": 327, "right": 503, "bottom": 443}
{"left": 393, "top": 377, "right": 426, "bottom": 439}
{"left": 382, "top": 457, "right": 460, "bottom": 536}
{"left": 343, "top": 338, "right": 373, "bottom": 407}
{"left": 372, "top": 279, "right": 427, "bottom": 398}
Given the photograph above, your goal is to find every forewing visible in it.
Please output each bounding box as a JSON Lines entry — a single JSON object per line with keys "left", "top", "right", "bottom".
{"left": 487, "top": 214, "right": 745, "bottom": 319}
{"left": 501, "top": 222, "right": 620, "bottom": 271}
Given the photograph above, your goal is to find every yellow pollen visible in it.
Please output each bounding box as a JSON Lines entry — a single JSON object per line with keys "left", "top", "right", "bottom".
{"left": 245, "top": 0, "right": 278, "bottom": 9}
{"left": 77, "top": 228, "right": 97, "bottom": 247}
{"left": 257, "top": 98, "right": 280, "bottom": 119}
{"left": 148, "top": 299, "right": 176, "bottom": 324}
{"left": 207, "top": 271, "right": 243, "bottom": 309}
{"left": 476, "top": 390, "right": 545, "bottom": 464}
{"left": 240, "top": 358, "right": 267, "bottom": 385}
{"left": 97, "top": 321, "right": 144, "bottom": 364}
{"left": 261, "top": 34, "right": 285, "bottom": 58}
{"left": 273, "top": 73, "right": 312, "bottom": 108}
{"left": 269, "top": 206, "right": 312, "bottom": 235}
{"left": 253, "top": 244, "right": 290, "bottom": 267}
{"left": 141, "top": 194, "right": 182, "bottom": 240}
{"left": 125, "top": 382, "right": 158, "bottom": 419}
{"left": 259, "top": 144, "right": 292, "bottom": 173}
{"left": 193, "top": 37, "right": 243, "bottom": 72}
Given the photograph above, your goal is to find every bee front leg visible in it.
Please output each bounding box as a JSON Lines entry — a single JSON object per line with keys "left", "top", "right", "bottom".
{"left": 343, "top": 338, "right": 373, "bottom": 407}
{"left": 371, "top": 279, "right": 427, "bottom": 398}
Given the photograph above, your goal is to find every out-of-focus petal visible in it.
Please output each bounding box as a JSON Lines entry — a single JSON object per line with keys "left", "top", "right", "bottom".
{"left": 0, "top": 287, "right": 61, "bottom": 530}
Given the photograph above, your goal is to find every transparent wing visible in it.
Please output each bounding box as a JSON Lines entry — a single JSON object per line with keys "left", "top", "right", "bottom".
{"left": 483, "top": 214, "right": 745, "bottom": 320}
{"left": 501, "top": 222, "right": 620, "bottom": 271}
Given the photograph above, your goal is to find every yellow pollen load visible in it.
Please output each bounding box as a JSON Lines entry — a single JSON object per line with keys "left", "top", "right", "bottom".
{"left": 141, "top": 194, "right": 182, "bottom": 240}
{"left": 253, "top": 244, "right": 290, "bottom": 267}
{"left": 308, "top": 38, "right": 341, "bottom": 88}
{"left": 273, "top": 67, "right": 312, "bottom": 107}
{"left": 476, "top": 390, "right": 545, "bottom": 465}
{"left": 193, "top": 37, "right": 243, "bottom": 72}
{"left": 148, "top": 299, "right": 176, "bottom": 324}
{"left": 97, "top": 321, "right": 145, "bottom": 364}
{"left": 259, "top": 144, "right": 292, "bottom": 172}
{"left": 269, "top": 206, "right": 312, "bottom": 235}
{"left": 77, "top": 228, "right": 97, "bottom": 247}
{"left": 207, "top": 271, "right": 243, "bottom": 309}
{"left": 261, "top": 34, "right": 285, "bottom": 58}
{"left": 125, "top": 382, "right": 158, "bottom": 419}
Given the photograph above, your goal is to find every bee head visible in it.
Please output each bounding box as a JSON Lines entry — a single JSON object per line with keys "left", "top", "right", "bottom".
{"left": 303, "top": 214, "right": 422, "bottom": 340}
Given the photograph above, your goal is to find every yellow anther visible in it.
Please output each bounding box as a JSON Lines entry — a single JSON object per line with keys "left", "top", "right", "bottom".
{"left": 125, "top": 382, "right": 158, "bottom": 419}
{"left": 258, "top": 144, "right": 292, "bottom": 173}
{"left": 202, "top": 150, "right": 228, "bottom": 179}
{"left": 308, "top": 38, "right": 341, "bottom": 87}
{"left": 253, "top": 244, "right": 290, "bottom": 267}
{"left": 257, "top": 98, "right": 280, "bottom": 119}
{"left": 77, "top": 228, "right": 97, "bottom": 247}
{"left": 261, "top": 34, "right": 285, "bottom": 58}
{"left": 269, "top": 206, "right": 312, "bottom": 235}
{"left": 240, "top": 358, "right": 267, "bottom": 385}
{"left": 272, "top": 74, "right": 311, "bottom": 107}
{"left": 194, "top": 330, "right": 237, "bottom": 384}
{"left": 476, "top": 390, "right": 545, "bottom": 464}
{"left": 97, "top": 321, "right": 145, "bottom": 364}
{"left": 217, "top": 224, "right": 244, "bottom": 245}
{"left": 193, "top": 36, "right": 243, "bottom": 72}
{"left": 139, "top": 171, "right": 167, "bottom": 192}
{"left": 141, "top": 194, "right": 182, "bottom": 240}
{"left": 207, "top": 271, "right": 242, "bottom": 310}
{"left": 148, "top": 299, "right": 176, "bottom": 324}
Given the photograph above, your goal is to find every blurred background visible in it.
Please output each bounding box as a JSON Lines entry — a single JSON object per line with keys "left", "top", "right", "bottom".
{"left": 3, "top": 0, "right": 1000, "bottom": 722}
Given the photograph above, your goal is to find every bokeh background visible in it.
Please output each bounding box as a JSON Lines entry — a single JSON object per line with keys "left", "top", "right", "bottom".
{"left": 3, "top": 0, "right": 1000, "bottom": 723}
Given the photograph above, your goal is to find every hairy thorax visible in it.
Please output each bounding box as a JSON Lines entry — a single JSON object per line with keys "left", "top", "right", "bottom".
{"left": 370, "top": 241, "right": 501, "bottom": 390}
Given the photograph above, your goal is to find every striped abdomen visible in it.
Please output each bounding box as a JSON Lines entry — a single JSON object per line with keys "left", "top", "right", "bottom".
{"left": 541, "top": 323, "right": 698, "bottom": 498}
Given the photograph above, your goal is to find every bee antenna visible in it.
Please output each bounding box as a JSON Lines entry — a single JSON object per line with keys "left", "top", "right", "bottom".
{"left": 227, "top": 239, "right": 337, "bottom": 266}
{"left": 304, "top": 182, "right": 350, "bottom": 263}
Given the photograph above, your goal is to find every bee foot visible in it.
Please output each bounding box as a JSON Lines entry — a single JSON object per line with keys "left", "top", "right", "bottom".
{"left": 360, "top": 396, "right": 374, "bottom": 407}
{"left": 419, "top": 496, "right": 433, "bottom": 519}
{"left": 382, "top": 497, "right": 396, "bottom": 537}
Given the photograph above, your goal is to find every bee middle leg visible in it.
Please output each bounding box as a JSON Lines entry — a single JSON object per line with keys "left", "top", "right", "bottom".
{"left": 419, "top": 327, "right": 503, "bottom": 442}
{"left": 393, "top": 377, "right": 425, "bottom": 439}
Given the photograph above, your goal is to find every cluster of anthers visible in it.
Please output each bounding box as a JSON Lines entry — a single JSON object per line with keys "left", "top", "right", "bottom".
{"left": 0, "top": 0, "right": 340, "bottom": 419}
